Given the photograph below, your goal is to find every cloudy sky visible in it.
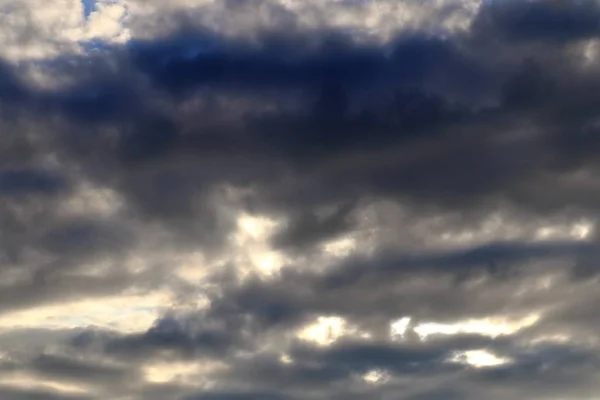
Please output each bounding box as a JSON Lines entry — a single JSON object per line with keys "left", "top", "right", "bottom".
{"left": 1, "top": 0, "right": 600, "bottom": 399}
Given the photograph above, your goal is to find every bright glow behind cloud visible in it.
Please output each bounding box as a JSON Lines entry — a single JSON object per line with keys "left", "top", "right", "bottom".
{"left": 448, "top": 349, "right": 512, "bottom": 368}
{"left": 414, "top": 314, "right": 541, "bottom": 340}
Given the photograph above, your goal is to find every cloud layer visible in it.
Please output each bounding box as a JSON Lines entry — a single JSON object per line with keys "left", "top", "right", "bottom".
{"left": 1, "top": 0, "right": 600, "bottom": 399}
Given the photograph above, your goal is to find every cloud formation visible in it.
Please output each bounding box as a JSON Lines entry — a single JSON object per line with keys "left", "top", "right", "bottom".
{"left": 1, "top": 0, "right": 600, "bottom": 399}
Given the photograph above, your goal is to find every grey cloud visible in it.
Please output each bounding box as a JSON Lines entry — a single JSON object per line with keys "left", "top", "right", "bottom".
{"left": 183, "top": 392, "right": 292, "bottom": 400}
{"left": 28, "top": 353, "right": 134, "bottom": 387}
{"left": 0, "top": 169, "right": 66, "bottom": 197}
{"left": 0, "top": 0, "right": 600, "bottom": 399}
{"left": 0, "top": 270, "right": 148, "bottom": 315}
{"left": 473, "top": 0, "right": 600, "bottom": 43}
{"left": 202, "top": 239, "right": 599, "bottom": 333}
{"left": 0, "top": 387, "right": 93, "bottom": 400}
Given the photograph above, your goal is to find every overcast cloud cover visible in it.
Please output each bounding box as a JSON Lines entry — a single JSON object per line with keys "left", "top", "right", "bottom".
{"left": 1, "top": 0, "right": 600, "bottom": 398}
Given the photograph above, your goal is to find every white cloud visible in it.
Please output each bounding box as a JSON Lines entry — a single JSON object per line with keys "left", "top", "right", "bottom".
{"left": 0, "top": 291, "right": 172, "bottom": 333}
{"left": 390, "top": 316, "right": 412, "bottom": 340}
{"left": 58, "top": 183, "right": 124, "bottom": 218}
{"left": 0, "top": 373, "right": 91, "bottom": 395}
{"left": 414, "top": 314, "right": 540, "bottom": 340}
{"left": 322, "top": 236, "right": 357, "bottom": 257}
{"left": 232, "top": 213, "right": 288, "bottom": 277}
{"left": 448, "top": 349, "right": 512, "bottom": 368}
{"left": 143, "top": 360, "right": 225, "bottom": 386}
{"left": 297, "top": 315, "right": 371, "bottom": 346}
{"left": 0, "top": 0, "right": 483, "bottom": 62}
{"left": 297, "top": 316, "right": 349, "bottom": 346}
{"left": 361, "top": 369, "right": 389, "bottom": 385}
{"left": 0, "top": 0, "right": 130, "bottom": 61}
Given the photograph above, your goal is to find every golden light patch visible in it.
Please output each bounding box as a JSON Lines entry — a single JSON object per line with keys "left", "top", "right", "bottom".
{"left": 236, "top": 214, "right": 279, "bottom": 240}
{"left": 362, "top": 369, "right": 389, "bottom": 385}
{"left": 59, "top": 183, "right": 123, "bottom": 218}
{"left": 143, "top": 360, "right": 226, "bottom": 385}
{"left": 413, "top": 314, "right": 540, "bottom": 340}
{"left": 174, "top": 251, "right": 210, "bottom": 283}
{"left": 448, "top": 349, "right": 511, "bottom": 368}
{"left": 0, "top": 292, "right": 172, "bottom": 333}
{"left": 583, "top": 39, "right": 600, "bottom": 66}
{"left": 297, "top": 316, "right": 369, "bottom": 346}
{"left": 570, "top": 222, "right": 593, "bottom": 240}
{"left": 0, "top": 373, "right": 90, "bottom": 395}
{"left": 322, "top": 236, "right": 357, "bottom": 257}
{"left": 438, "top": 213, "right": 521, "bottom": 247}
{"left": 390, "top": 317, "right": 412, "bottom": 340}
{"left": 529, "top": 333, "right": 574, "bottom": 345}
{"left": 297, "top": 316, "right": 347, "bottom": 346}
{"left": 279, "top": 354, "right": 293, "bottom": 364}
{"left": 232, "top": 213, "right": 287, "bottom": 277}
{"left": 251, "top": 250, "right": 285, "bottom": 275}
{"left": 534, "top": 220, "right": 594, "bottom": 241}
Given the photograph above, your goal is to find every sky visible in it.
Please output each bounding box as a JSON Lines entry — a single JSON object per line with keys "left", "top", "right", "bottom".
{"left": 1, "top": 0, "right": 600, "bottom": 399}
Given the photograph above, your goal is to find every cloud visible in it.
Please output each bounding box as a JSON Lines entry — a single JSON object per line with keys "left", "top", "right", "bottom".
{"left": 473, "top": 0, "right": 600, "bottom": 43}
{"left": 0, "top": 387, "right": 91, "bottom": 400}
{"left": 0, "top": 169, "right": 66, "bottom": 196}
{"left": 0, "top": 0, "right": 600, "bottom": 399}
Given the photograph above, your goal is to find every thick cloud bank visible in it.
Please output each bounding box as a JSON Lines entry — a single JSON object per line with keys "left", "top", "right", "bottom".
{"left": 1, "top": 0, "right": 600, "bottom": 399}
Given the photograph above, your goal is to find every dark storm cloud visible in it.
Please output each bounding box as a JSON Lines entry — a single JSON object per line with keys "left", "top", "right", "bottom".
{"left": 238, "top": 339, "right": 600, "bottom": 399}
{"left": 182, "top": 392, "right": 292, "bottom": 400}
{"left": 199, "top": 239, "right": 599, "bottom": 334}
{"left": 476, "top": 344, "right": 600, "bottom": 383}
{"left": 0, "top": 270, "right": 143, "bottom": 314}
{"left": 405, "top": 389, "right": 465, "bottom": 400}
{"left": 128, "top": 30, "right": 384, "bottom": 92}
{"left": 103, "top": 312, "right": 247, "bottom": 360}
{"left": 0, "top": 61, "right": 29, "bottom": 104}
{"left": 63, "top": 306, "right": 600, "bottom": 400}
{"left": 473, "top": 0, "right": 600, "bottom": 42}
{"left": 67, "top": 20, "right": 597, "bottom": 228}
{"left": 62, "top": 314, "right": 497, "bottom": 393}
{"left": 50, "top": 79, "right": 138, "bottom": 123}
{"left": 283, "top": 340, "right": 458, "bottom": 376}
{"left": 23, "top": 352, "right": 135, "bottom": 388}
{"left": 38, "top": 217, "right": 133, "bottom": 257}
{"left": 0, "top": 52, "right": 140, "bottom": 125}
{"left": 2, "top": 0, "right": 600, "bottom": 399}
{"left": 128, "top": 30, "right": 480, "bottom": 98}
{"left": 318, "top": 240, "right": 600, "bottom": 286}
{"left": 0, "top": 387, "right": 92, "bottom": 400}
{"left": 1, "top": 2, "right": 597, "bottom": 235}
{"left": 0, "top": 169, "right": 66, "bottom": 196}
{"left": 270, "top": 202, "right": 356, "bottom": 252}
